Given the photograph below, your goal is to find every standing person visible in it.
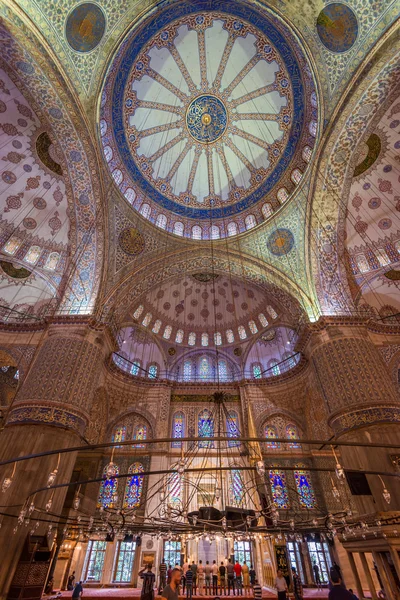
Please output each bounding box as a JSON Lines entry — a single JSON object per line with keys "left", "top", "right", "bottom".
{"left": 219, "top": 562, "right": 226, "bottom": 595}
{"left": 205, "top": 561, "right": 212, "bottom": 596}
{"left": 313, "top": 563, "right": 322, "bottom": 590}
{"left": 167, "top": 565, "right": 173, "bottom": 585}
{"left": 198, "top": 560, "right": 205, "bottom": 596}
{"left": 162, "top": 568, "right": 181, "bottom": 600}
{"left": 253, "top": 579, "right": 262, "bottom": 600}
{"left": 72, "top": 581, "right": 83, "bottom": 599}
{"left": 191, "top": 561, "right": 198, "bottom": 595}
{"left": 242, "top": 562, "right": 250, "bottom": 597}
{"left": 182, "top": 559, "right": 189, "bottom": 594}
{"left": 291, "top": 568, "right": 303, "bottom": 600}
{"left": 67, "top": 572, "right": 75, "bottom": 591}
{"left": 186, "top": 565, "right": 194, "bottom": 600}
{"left": 227, "top": 560, "right": 235, "bottom": 596}
{"left": 234, "top": 560, "right": 243, "bottom": 596}
{"left": 159, "top": 560, "right": 167, "bottom": 594}
{"left": 249, "top": 565, "right": 256, "bottom": 588}
{"left": 139, "top": 564, "right": 156, "bottom": 600}
{"left": 348, "top": 590, "right": 358, "bottom": 600}
{"left": 328, "top": 572, "right": 354, "bottom": 600}
{"left": 274, "top": 569, "right": 288, "bottom": 600}
{"left": 212, "top": 560, "right": 219, "bottom": 595}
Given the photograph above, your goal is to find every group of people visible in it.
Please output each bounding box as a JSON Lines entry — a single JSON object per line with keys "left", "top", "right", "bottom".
{"left": 274, "top": 563, "right": 360, "bottom": 600}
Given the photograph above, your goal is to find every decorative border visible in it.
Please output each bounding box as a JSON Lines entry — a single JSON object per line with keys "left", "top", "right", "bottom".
{"left": 6, "top": 403, "right": 87, "bottom": 434}
{"left": 329, "top": 404, "right": 400, "bottom": 434}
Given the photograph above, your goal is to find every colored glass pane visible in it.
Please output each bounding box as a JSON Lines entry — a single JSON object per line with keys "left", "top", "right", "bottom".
{"left": 202, "top": 333, "right": 209, "bottom": 347}
{"left": 45, "top": 252, "right": 60, "bottom": 270}
{"left": 291, "top": 169, "right": 303, "bottom": 184}
{"left": 198, "top": 409, "right": 214, "bottom": 448}
{"left": 226, "top": 329, "right": 234, "bottom": 343}
{"left": 131, "top": 360, "right": 141, "bottom": 376}
{"left": 152, "top": 319, "right": 162, "bottom": 334}
{"left": 210, "top": 225, "right": 220, "bottom": 239}
{"left": 270, "top": 360, "right": 280, "bottom": 376}
{"left": 156, "top": 214, "right": 167, "bottom": 229}
{"left": 309, "top": 121, "right": 317, "bottom": 137}
{"left": 175, "top": 329, "right": 184, "bottom": 343}
{"left": 227, "top": 222, "right": 238, "bottom": 236}
{"left": 375, "top": 248, "right": 390, "bottom": 266}
{"left": 133, "top": 305, "right": 144, "bottom": 319}
{"left": 230, "top": 469, "right": 244, "bottom": 506}
{"left": 173, "top": 222, "right": 184, "bottom": 236}
{"left": 199, "top": 356, "right": 210, "bottom": 379}
{"left": 249, "top": 320, "right": 258, "bottom": 334}
{"left": 269, "top": 469, "right": 290, "bottom": 508}
{"left": 123, "top": 462, "right": 144, "bottom": 508}
{"left": 112, "top": 426, "right": 126, "bottom": 448}
{"left": 97, "top": 464, "right": 119, "bottom": 508}
{"left": 266, "top": 305, "right": 278, "bottom": 319}
{"left": 192, "top": 225, "right": 202, "bottom": 239}
{"left": 265, "top": 425, "right": 280, "bottom": 449}
{"left": 277, "top": 188, "right": 289, "bottom": 203}
{"left": 302, "top": 146, "right": 312, "bottom": 162}
{"left": 227, "top": 410, "right": 239, "bottom": 447}
{"left": 142, "top": 312, "right": 152, "bottom": 327}
{"left": 214, "top": 332, "right": 222, "bottom": 346}
{"left": 253, "top": 364, "right": 262, "bottom": 379}
{"left": 245, "top": 215, "right": 256, "bottom": 230}
{"left": 140, "top": 203, "right": 151, "bottom": 218}
{"left": 172, "top": 412, "right": 184, "bottom": 448}
{"left": 294, "top": 468, "right": 315, "bottom": 508}
{"left": 286, "top": 424, "right": 300, "bottom": 448}
{"left": 183, "top": 360, "right": 192, "bottom": 381}
{"left": 148, "top": 364, "right": 158, "bottom": 379}
{"left": 238, "top": 325, "right": 247, "bottom": 340}
{"left": 163, "top": 325, "right": 172, "bottom": 340}
{"left": 218, "top": 359, "right": 228, "bottom": 382}
{"left": 167, "top": 471, "right": 182, "bottom": 506}
{"left": 188, "top": 332, "right": 196, "bottom": 346}
{"left": 262, "top": 203, "right": 273, "bottom": 219}
{"left": 25, "top": 246, "right": 41, "bottom": 265}
{"left": 356, "top": 254, "right": 369, "bottom": 273}
{"left": 258, "top": 313, "right": 268, "bottom": 327}
{"left": 3, "top": 236, "right": 21, "bottom": 255}
{"left": 133, "top": 424, "right": 147, "bottom": 448}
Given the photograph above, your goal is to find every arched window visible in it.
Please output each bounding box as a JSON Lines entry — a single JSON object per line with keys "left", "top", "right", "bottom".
{"left": 142, "top": 312, "right": 152, "bottom": 327}
{"left": 152, "top": 320, "right": 162, "bottom": 334}
{"left": 172, "top": 411, "right": 185, "bottom": 448}
{"left": 104, "top": 146, "right": 112, "bottom": 162}
{"left": 375, "top": 248, "right": 390, "bottom": 267}
{"left": 294, "top": 467, "right": 315, "bottom": 509}
{"left": 133, "top": 305, "right": 144, "bottom": 319}
{"left": 302, "top": 146, "right": 312, "bottom": 163}
{"left": 114, "top": 353, "right": 130, "bottom": 372}
{"left": 210, "top": 225, "right": 220, "bottom": 239}
{"left": 218, "top": 359, "right": 228, "bottom": 382}
{"left": 262, "top": 203, "right": 273, "bottom": 219}
{"left": 133, "top": 424, "right": 147, "bottom": 448}
{"left": 163, "top": 325, "right": 172, "bottom": 340}
{"left": 175, "top": 329, "right": 184, "bottom": 343}
{"left": 167, "top": 471, "right": 182, "bottom": 506}
{"left": 112, "top": 426, "right": 126, "bottom": 448}
{"left": 198, "top": 409, "right": 214, "bottom": 448}
{"left": 238, "top": 325, "right": 247, "bottom": 340}
{"left": 201, "top": 333, "right": 209, "bottom": 347}
{"left": 258, "top": 313, "right": 268, "bottom": 327}
{"left": 173, "top": 222, "right": 184, "bottom": 236}
{"left": 156, "top": 214, "right": 167, "bottom": 229}
{"left": 188, "top": 332, "right": 196, "bottom": 346}
{"left": 226, "top": 329, "right": 234, "bottom": 343}
{"left": 253, "top": 363, "right": 262, "bottom": 379}
{"left": 265, "top": 425, "right": 280, "bottom": 449}
{"left": 356, "top": 254, "right": 369, "bottom": 273}
{"left": 277, "top": 188, "right": 289, "bottom": 203}
{"left": 214, "top": 332, "right": 222, "bottom": 346}
{"left": 97, "top": 464, "right": 119, "bottom": 509}
{"left": 183, "top": 360, "right": 192, "bottom": 381}
{"left": 140, "top": 203, "right": 151, "bottom": 219}
{"left": 123, "top": 463, "right": 144, "bottom": 508}
{"left": 192, "top": 225, "right": 202, "bottom": 240}
{"left": 282, "top": 352, "right": 297, "bottom": 371}
{"left": 3, "top": 236, "right": 21, "bottom": 255}
{"left": 230, "top": 469, "right": 244, "bottom": 506}
{"left": 291, "top": 169, "right": 303, "bottom": 185}
{"left": 44, "top": 252, "right": 60, "bottom": 270}
{"left": 124, "top": 188, "right": 135, "bottom": 204}
{"left": 309, "top": 121, "right": 317, "bottom": 137}
{"left": 112, "top": 169, "right": 123, "bottom": 185}
{"left": 269, "top": 359, "right": 280, "bottom": 376}
{"left": 286, "top": 424, "right": 301, "bottom": 448}
{"left": 199, "top": 356, "right": 210, "bottom": 380}
{"left": 148, "top": 364, "right": 158, "bottom": 379}
{"left": 227, "top": 410, "right": 239, "bottom": 447}
{"left": 131, "top": 360, "right": 141, "bottom": 376}
{"left": 266, "top": 305, "right": 278, "bottom": 319}
{"left": 248, "top": 320, "right": 258, "bottom": 334}
{"left": 269, "top": 469, "right": 290, "bottom": 508}
{"left": 245, "top": 215, "right": 256, "bottom": 230}
{"left": 227, "top": 222, "right": 238, "bottom": 236}
{"left": 25, "top": 246, "right": 41, "bottom": 265}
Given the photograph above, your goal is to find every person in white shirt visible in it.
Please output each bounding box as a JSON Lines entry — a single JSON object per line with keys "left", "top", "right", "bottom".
{"left": 274, "top": 569, "right": 288, "bottom": 600}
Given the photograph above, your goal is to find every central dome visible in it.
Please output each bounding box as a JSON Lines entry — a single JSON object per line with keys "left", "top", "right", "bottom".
{"left": 100, "top": 0, "right": 318, "bottom": 238}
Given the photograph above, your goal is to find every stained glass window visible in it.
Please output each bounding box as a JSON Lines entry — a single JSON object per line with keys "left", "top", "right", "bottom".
{"left": 269, "top": 469, "right": 290, "bottom": 508}
{"left": 172, "top": 411, "right": 185, "bottom": 448}
{"left": 245, "top": 215, "right": 256, "bottom": 230}
{"left": 262, "top": 203, "right": 273, "bottom": 219}
{"left": 114, "top": 353, "right": 130, "bottom": 372}
{"left": 123, "top": 463, "right": 144, "bottom": 508}
{"left": 133, "top": 305, "right": 144, "bottom": 319}
{"left": 3, "top": 236, "right": 21, "bottom": 255}
{"left": 148, "top": 364, "right": 158, "bottom": 379}
{"left": 210, "top": 225, "right": 220, "bottom": 239}
{"left": 249, "top": 320, "right": 258, "bottom": 334}
{"left": 286, "top": 424, "right": 301, "bottom": 448}
{"left": 227, "top": 222, "right": 238, "bottom": 236}
{"left": 375, "top": 248, "right": 390, "bottom": 267}
{"left": 309, "top": 121, "right": 317, "bottom": 137}
{"left": 227, "top": 411, "right": 240, "bottom": 447}
{"left": 192, "top": 225, "right": 202, "bottom": 240}
{"left": 25, "top": 246, "right": 41, "bottom": 265}
{"left": 226, "top": 329, "right": 234, "bottom": 343}
{"left": 277, "top": 188, "right": 289, "bottom": 203}
{"left": 198, "top": 409, "right": 214, "bottom": 448}
{"left": 167, "top": 471, "right": 182, "bottom": 506}
{"left": 199, "top": 356, "right": 210, "bottom": 380}
{"left": 97, "top": 464, "right": 119, "bottom": 509}
{"left": 152, "top": 320, "right": 162, "bottom": 334}
{"left": 140, "top": 203, "right": 151, "bottom": 219}
{"left": 133, "top": 425, "right": 147, "bottom": 448}
{"left": 265, "top": 425, "right": 280, "bottom": 449}
{"left": 104, "top": 146, "right": 112, "bottom": 162}
{"left": 356, "top": 254, "right": 369, "bottom": 273}
{"left": 214, "top": 332, "right": 222, "bottom": 346}
{"left": 183, "top": 360, "right": 192, "bottom": 381}
{"left": 175, "top": 329, "right": 184, "bottom": 343}
{"left": 266, "top": 305, "right": 278, "bottom": 319}
{"left": 173, "top": 222, "right": 184, "bottom": 236}
{"left": 269, "top": 360, "right": 280, "bottom": 376}
{"left": 188, "top": 332, "right": 196, "bottom": 346}
{"left": 156, "top": 214, "right": 167, "bottom": 229}
{"left": 238, "top": 325, "right": 247, "bottom": 340}
{"left": 294, "top": 467, "right": 315, "bottom": 509}
{"left": 44, "top": 252, "right": 60, "bottom": 270}
{"left": 124, "top": 188, "right": 135, "bottom": 204}
{"left": 253, "top": 363, "right": 262, "bottom": 379}
{"left": 282, "top": 352, "right": 297, "bottom": 371}
{"left": 112, "top": 169, "right": 123, "bottom": 185}
{"left": 142, "top": 312, "right": 152, "bottom": 327}
{"left": 112, "top": 426, "right": 126, "bottom": 447}
{"left": 291, "top": 169, "right": 303, "bottom": 185}
{"left": 201, "top": 333, "right": 209, "bottom": 347}
{"left": 218, "top": 359, "right": 228, "bottom": 382}
{"left": 230, "top": 469, "right": 244, "bottom": 506}
{"left": 302, "top": 146, "right": 312, "bottom": 163}
{"left": 258, "top": 313, "right": 268, "bottom": 327}
{"left": 131, "top": 360, "right": 141, "bottom": 376}
{"left": 163, "top": 325, "right": 172, "bottom": 340}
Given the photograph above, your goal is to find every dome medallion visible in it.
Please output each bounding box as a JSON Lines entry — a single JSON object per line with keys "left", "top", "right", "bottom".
{"left": 100, "top": 0, "right": 319, "bottom": 239}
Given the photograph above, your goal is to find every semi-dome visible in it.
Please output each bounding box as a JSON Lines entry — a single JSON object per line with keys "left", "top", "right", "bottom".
{"left": 100, "top": 0, "right": 318, "bottom": 239}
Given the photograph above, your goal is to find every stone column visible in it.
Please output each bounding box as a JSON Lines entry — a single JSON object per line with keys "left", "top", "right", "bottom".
{"left": 359, "top": 552, "right": 378, "bottom": 600}
{"left": 304, "top": 320, "right": 400, "bottom": 512}
{"left": 0, "top": 320, "right": 113, "bottom": 600}
{"left": 347, "top": 552, "right": 364, "bottom": 600}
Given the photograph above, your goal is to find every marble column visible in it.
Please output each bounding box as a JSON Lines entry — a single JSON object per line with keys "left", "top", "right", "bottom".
{"left": 304, "top": 321, "right": 400, "bottom": 512}
{"left": 0, "top": 320, "right": 113, "bottom": 600}
{"left": 347, "top": 552, "right": 364, "bottom": 600}
{"left": 359, "top": 552, "right": 378, "bottom": 600}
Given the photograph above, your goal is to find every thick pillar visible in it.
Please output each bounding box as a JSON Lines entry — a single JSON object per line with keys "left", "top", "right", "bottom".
{"left": 304, "top": 321, "right": 400, "bottom": 512}
{"left": 373, "top": 552, "right": 394, "bottom": 600}
{"left": 347, "top": 552, "right": 364, "bottom": 600}
{"left": 359, "top": 552, "right": 378, "bottom": 600}
{"left": 0, "top": 320, "right": 113, "bottom": 600}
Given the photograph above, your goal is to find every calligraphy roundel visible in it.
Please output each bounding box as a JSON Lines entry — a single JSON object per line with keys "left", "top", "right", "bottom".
{"left": 316, "top": 3, "right": 358, "bottom": 53}
{"left": 66, "top": 3, "right": 106, "bottom": 53}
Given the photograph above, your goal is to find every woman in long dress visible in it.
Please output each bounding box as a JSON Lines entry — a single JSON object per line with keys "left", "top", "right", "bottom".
{"left": 242, "top": 562, "right": 250, "bottom": 596}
